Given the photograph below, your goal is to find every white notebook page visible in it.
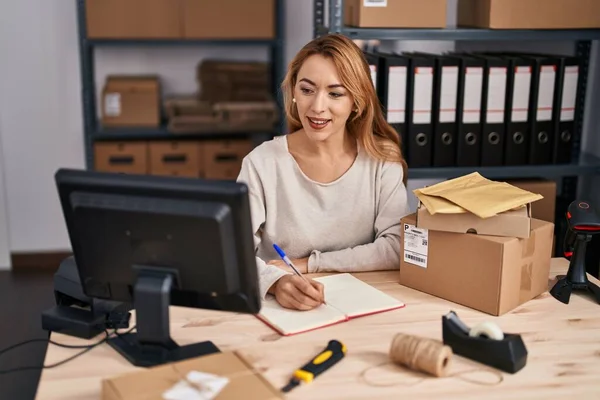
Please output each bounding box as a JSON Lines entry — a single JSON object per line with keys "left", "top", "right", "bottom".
{"left": 317, "top": 273, "right": 404, "bottom": 317}
{"left": 257, "top": 273, "right": 404, "bottom": 335}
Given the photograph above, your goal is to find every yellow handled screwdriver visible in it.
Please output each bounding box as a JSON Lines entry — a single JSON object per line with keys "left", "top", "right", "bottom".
{"left": 281, "top": 340, "right": 347, "bottom": 393}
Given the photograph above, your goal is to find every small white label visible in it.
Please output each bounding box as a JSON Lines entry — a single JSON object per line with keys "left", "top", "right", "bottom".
{"left": 387, "top": 66, "right": 407, "bottom": 123}
{"left": 364, "top": 0, "right": 387, "bottom": 6}
{"left": 486, "top": 67, "right": 507, "bottom": 123}
{"left": 104, "top": 93, "right": 121, "bottom": 117}
{"left": 370, "top": 65, "right": 377, "bottom": 90}
{"left": 560, "top": 66, "right": 578, "bottom": 122}
{"left": 413, "top": 67, "right": 433, "bottom": 124}
{"left": 440, "top": 66, "right": 458, "bottom": 123}
{"left": 403, "top": 223, "right": 428, "bottom": 269}
{"left": 463, "top": 67, "right": 483, "bottom": 124}
{"left": 536, "top": 65, "right": 556, "bottom": 122}
{"left": 511, "top": 66, "right": 531, "bottom": 122}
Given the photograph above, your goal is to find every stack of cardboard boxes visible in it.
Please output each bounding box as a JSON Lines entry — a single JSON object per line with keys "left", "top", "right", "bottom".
{"left": 344, "top": 0, "right": 600, "bottom": 29}
{"left": 399, "top": 175, "right": 558, "bottom": 316}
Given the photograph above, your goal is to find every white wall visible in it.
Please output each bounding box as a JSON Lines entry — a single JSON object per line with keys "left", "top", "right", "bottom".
{"left": 0, "top": 0, "right": 315, "bottom": 255}
{"left": 0, "top": 0, "right": 86, "bottom": 254}
{"left": 0, "top": 117, "right": 11, "bottom": 270}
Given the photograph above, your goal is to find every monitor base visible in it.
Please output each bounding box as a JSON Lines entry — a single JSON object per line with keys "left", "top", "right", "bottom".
{"left": 107, "top": 333, "right": 220, "bottom": 367}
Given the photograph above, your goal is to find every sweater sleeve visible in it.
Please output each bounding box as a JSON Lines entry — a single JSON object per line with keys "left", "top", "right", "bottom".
{"left": 237, "top": 157, "right": 290, "bottom": 299}
{"left": 307, "top": 161, "right": 410, "bottom": 273}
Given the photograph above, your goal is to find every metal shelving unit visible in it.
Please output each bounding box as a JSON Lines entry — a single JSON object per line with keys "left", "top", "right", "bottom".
{"left": 314, "top": 0, "right": 600, "bottom": 185}
{"left": 316, "top": 0, "right": 600, "bottom": 256}
{"left": 76, "top": 0, "right": 285, "bottom": 169}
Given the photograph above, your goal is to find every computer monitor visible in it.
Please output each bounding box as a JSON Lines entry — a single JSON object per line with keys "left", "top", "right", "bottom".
{"left": 54, "top": 168, "right": 261, "bottom": 367}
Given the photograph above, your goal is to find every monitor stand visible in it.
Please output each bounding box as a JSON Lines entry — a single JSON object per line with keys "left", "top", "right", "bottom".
{"left": 107, "top": 267, "right": 220, "bottom": 367}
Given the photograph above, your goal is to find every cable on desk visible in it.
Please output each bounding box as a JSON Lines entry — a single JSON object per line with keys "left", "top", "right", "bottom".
{"left": 0, "top": 325, "right": 136, "bottom": 375}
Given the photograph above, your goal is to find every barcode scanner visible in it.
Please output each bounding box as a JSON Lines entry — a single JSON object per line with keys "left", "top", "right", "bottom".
{"left": 550, "top": 201, "right": 600, "bottom": 305}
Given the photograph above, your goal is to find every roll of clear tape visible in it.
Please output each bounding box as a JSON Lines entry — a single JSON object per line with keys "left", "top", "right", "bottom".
{"left": 468, "top": 321, "right": 504, "bottom": 341}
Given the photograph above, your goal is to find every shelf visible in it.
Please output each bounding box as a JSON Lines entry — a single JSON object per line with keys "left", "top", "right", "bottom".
{"left": 93, "top": 126, "right": 276, "bottom": 141}
{"left": 85, "top": 38, "right": 280, "bottom": 47}
{"left": 408, "top": 152, "right": 600, "bottom": 180}
{"left": 337, "top": 27, "right": 600, "bottom": 41}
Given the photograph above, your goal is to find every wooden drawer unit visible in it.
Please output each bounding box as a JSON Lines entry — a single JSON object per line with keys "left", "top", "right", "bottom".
{"left": 149, "top": 141, "right": 200, "bottom": 178}
{"left": 94, "top": 142, "right": 148, "bottom": 174}
{"left": 202, "top": 139, "right": 253, "bottom": 180}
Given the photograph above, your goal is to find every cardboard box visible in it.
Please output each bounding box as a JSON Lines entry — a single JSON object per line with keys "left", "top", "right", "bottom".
{"left": 102, "top": 76, "right": 161, "bottom": 128}
{"left": 507, "top": 179, "right": 557, "bottom": 223}
{"left": 102, "top": 351, "right": 282, "bottom": 400}
{"left": 94, "top": 142, "right": 148, "bottom": 175}
{"left": 416, "top": 203, "right": 532, "bottom": 238}
{"left": 400, "top": 213, "right": 554, "bottom": 316}
{"left": 344, "top": 0, "right": 446, "bottom": 28}
{"left": 202, "top": 140, "right": 253, "bottom": 180}
{"left": 85, "top": 0, "right": 182, "bottom": 39}
{"left": 457, "top": 0, "right": 600, "bottom": 29}
{"left": 149, "top": 141, "right": 201, "bottom": 178}
{"left": 183, "top": 0, "right": 275, "bottom": 39}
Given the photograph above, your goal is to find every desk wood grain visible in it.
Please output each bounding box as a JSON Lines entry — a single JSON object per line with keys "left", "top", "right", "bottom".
{"left": 35, "top": 258, "right": 600, "bottom": 399}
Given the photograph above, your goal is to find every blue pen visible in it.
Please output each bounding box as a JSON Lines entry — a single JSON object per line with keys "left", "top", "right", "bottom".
{"left": 273, "top": 244, "right": 308, "bottom": 282}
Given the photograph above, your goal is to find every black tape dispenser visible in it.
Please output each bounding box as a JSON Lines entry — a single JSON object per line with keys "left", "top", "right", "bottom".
{"left": 442, "top": 311, "right": 527, "bottom": 374}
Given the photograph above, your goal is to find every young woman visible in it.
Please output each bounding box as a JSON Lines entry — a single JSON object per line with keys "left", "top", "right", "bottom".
{"left": 237, "top": 34, "right": 410, "bottom": 311}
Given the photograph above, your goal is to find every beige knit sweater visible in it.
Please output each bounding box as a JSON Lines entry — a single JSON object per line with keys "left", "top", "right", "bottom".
{"left": 237, "top": 135, "right": 410, "bottom": 299}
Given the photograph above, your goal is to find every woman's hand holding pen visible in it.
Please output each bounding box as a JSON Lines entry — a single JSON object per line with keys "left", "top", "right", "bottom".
{"left": 270, "top": 275, "right": 325, "bottom": 311}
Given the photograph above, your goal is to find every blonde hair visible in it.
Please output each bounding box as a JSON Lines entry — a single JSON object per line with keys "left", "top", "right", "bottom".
{"left": 281, "top": 34, "right": 408, "bottom": 184}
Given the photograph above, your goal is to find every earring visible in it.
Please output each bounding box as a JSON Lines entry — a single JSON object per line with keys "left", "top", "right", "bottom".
{"left": 292, "top": 98, "right": 296, "bottom": 103}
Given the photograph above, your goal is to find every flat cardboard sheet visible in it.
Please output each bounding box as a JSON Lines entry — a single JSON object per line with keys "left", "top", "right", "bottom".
{"left": 416, "top": 202, "right": 532, "bottom": 238}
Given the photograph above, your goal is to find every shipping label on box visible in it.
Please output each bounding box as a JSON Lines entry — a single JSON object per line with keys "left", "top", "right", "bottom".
{"left": 403, "top": 223, "right": 429, "bottom": 269}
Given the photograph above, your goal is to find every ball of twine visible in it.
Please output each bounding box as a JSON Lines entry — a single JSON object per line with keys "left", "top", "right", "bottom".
{"left": 389, "top": 333, "right": 452, "bottom": 377}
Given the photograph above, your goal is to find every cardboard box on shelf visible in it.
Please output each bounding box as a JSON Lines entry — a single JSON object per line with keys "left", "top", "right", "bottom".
{"left": 94, "top": 142, "right": 148, "bottom": 175}
{"left": 101, "top": 351, "right": 283, "bottom": 400}
{"left": 101, "top": 76, "right": 161, "bottom": 128}
{"left": 457, "top": 0, "right": 600, "bottom": 29}
{"left": 182, "top": 0, "right": 275, "bottom": 39}
{"left": 202, "top": 140, "right": 253, "bottom": 180}
{"left": 416, "top": 202, "right": 532, "bottom": 238}
{"left": 507, "top": 179, "right": 557, "bottom": 223}
{"left": 85, "top": 0, "right": 182, "bottom": 39}
{"left": 148, "top": 141, "right": 201, "bottom": 178}
{"left": 400, "top": 213, "right": 554, "bottom": 316}
{"left": 344, "top": 0, "right": 446, "bottom": 28}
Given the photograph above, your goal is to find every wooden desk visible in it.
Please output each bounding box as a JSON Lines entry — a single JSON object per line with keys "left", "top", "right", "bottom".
{"left": 36, "top": 258, "right": 600, "bottom": 399}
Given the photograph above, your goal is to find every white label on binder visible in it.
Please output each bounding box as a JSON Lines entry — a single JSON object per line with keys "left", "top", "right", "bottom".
{"left": 412, "top": 67, "right": 433, "bottom": 124}
{"left": 486, "top": 67, "right": 507, "bottom": 123}
{"left": 364, "top": 0, "right": 387, "bottom": 6}
{"left": 560, "top": 66, "right": 579, "bottom": 121}
{"left": 463, "top": 67, "right": 483, "bottom": 124}
{"left": 370, "top": 65, "right": 377, "bottom": 90}
{"left": 403, "top": 223, "right": 428, "bottom": 269}
{"left": 104, "top": 93, "right": 121, "bottom": 117}
{"left": 439, "top": 66, "right": 458, "bottom": 123}
{"left": 387, "top": 66, "right": 407, "bottom": 123}
{"left": 511, "top": 66, "right": 531, "bottom": 122}
{"left": 536, "top": 65, "right": 556, "bottom": 122}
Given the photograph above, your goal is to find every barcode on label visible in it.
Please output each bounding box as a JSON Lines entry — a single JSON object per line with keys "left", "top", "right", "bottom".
{"left": 422, "top": 239, "right": 428, "bottom": 246}
{"left": 406, "top": 253, "right": 425, "bottom": 264}
{"left": 364, "top": 0, "right": 387, "bottom": 6}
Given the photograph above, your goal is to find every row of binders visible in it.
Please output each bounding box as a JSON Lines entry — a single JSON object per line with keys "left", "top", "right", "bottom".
{"left": 365, "top": 51, "right": 581, "bottom": 168}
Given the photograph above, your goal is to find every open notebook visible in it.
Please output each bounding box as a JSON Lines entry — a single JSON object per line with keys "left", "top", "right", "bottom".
{"left": 257, "top": 273, "right": 405, "bottom": 336}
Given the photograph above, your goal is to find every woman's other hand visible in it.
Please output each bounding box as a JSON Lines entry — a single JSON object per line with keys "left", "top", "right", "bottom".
{"left": 270, "top": 275, "right": 325, "bottom": 311}
{"left": 268, "top": 257, "right": 309, "bottom": 274}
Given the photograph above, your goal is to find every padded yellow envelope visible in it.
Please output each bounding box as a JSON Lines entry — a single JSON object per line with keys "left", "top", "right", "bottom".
{"left": 413, "top": 172, "right": 543, "bottom": 219}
